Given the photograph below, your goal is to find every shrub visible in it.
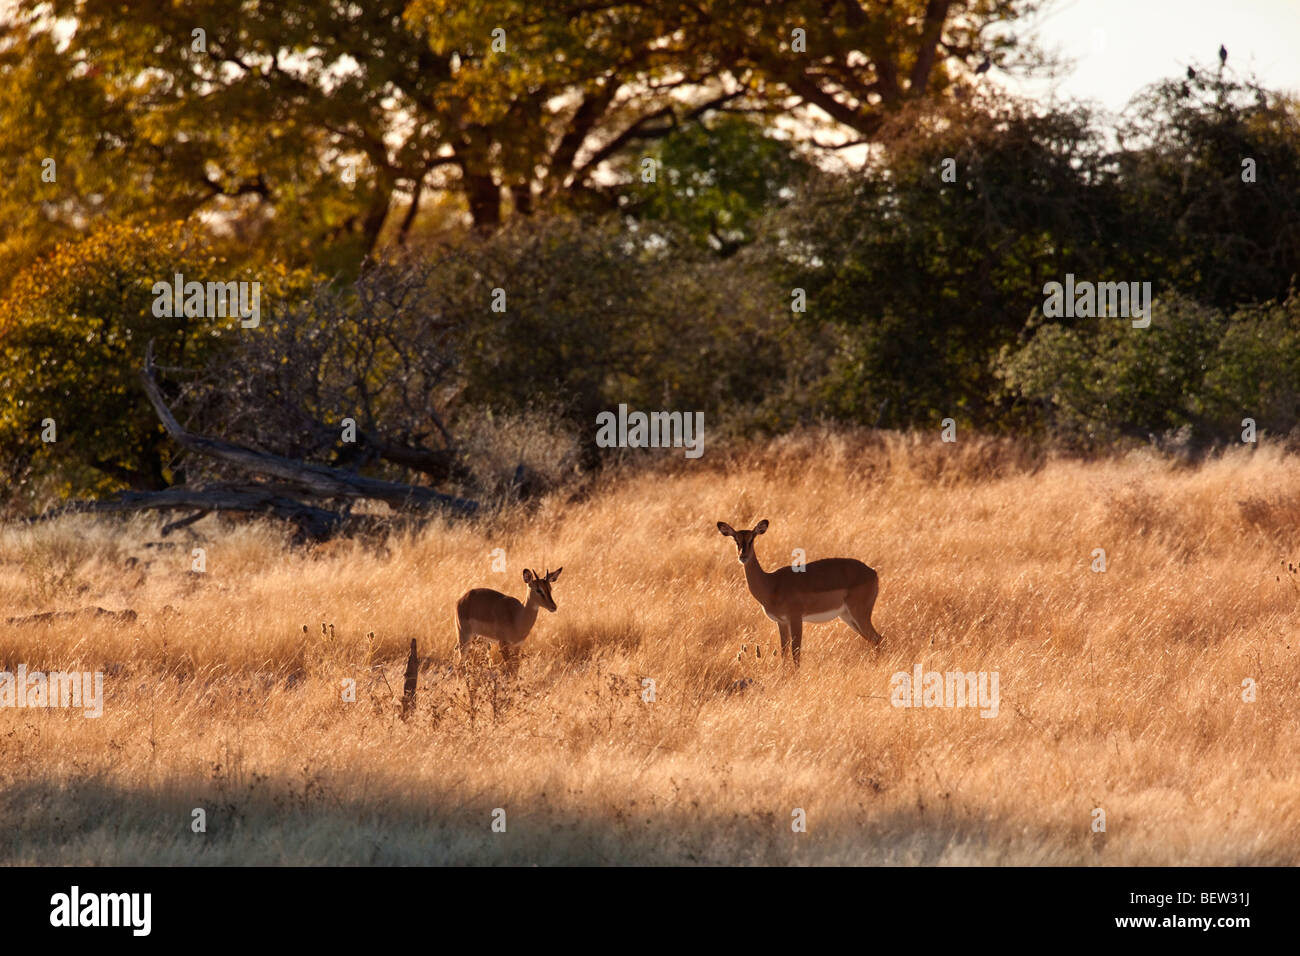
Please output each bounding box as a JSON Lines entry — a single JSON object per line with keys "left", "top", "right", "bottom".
{"left": 996, "top": 294, "right": 1300, "bottom": 446}
{"left": 0, "top": 222, "right": 315, "bottom": 504}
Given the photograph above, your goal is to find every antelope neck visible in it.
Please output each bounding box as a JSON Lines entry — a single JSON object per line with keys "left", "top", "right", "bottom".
{"left": 742, "top": 551, "right": 775, "bottom": 604}
{"left": 519, "top": 591, "right": 543, "bottom": 626}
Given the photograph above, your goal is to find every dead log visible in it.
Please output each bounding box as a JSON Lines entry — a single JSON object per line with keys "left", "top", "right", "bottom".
{"left": 327, "top": 424, "right": 469, "bottom": 484}
{"left": 160, "top": 509, "right": 211, "bottom": 536}
{"left": 31, "top": 484, "right": 345, "bottom": 541}
{"left": 23, "top": 348, "right": 479, "bottom": 542}
{"left": 140, "top": 344, "right": 478, "bottom": 517}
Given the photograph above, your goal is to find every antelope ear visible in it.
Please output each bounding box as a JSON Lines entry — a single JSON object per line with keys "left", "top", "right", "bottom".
{"left": 754, "top": 519, "right": 769, "bottom": 534}
{"left": 717, "top": 522, "right": 736, "bottom": 537}
{"left": 523, "top": 568, "right": 535, "bottom": 584}
{"left": 548, "top": 567, "right": 563, "bottom": 581}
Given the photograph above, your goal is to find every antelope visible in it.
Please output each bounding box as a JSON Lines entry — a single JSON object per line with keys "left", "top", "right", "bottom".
{"left": 716, "top": 519, "right": 881, "bottom": 665}
{"left": 455, "top": 567, "right": 562, "bottom": 675}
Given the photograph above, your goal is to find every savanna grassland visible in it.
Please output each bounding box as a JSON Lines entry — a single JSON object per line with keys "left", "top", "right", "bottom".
{"left": 1, "top": 432, "right": 1298, "bottom": 865}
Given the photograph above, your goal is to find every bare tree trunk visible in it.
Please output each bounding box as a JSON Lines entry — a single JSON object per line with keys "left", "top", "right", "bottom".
{"left": 360, "top": 172, "right": 395, "bottom": 255}
{"left": 510, "top": 182, "right": 533, "bottom": 216}
{"left": 396, "top": 176, "right": 426, "bottom": 247}
{"left": 465, "top": 172, "right": 502, "bottom": 230}
{"left": 32, "top": 485, "right": 345, "bottom": 541}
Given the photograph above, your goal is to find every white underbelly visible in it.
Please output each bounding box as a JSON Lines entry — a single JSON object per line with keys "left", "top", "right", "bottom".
{"left": 765, "top": 606, "right": 847, "bottom": 624}
{"left": 802, "top": 606, "right": 846, "bottom": 623}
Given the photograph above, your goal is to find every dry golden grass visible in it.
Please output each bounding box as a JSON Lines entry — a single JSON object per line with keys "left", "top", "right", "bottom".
{"left": 1, "top": 430, "right": 1298, "bottom": 864}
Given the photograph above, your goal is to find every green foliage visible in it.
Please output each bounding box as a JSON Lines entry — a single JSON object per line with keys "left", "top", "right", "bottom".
{"left": 1205, "top": 298, "right": 1300, "bottom": 434}
{"left": 423, "top": 215, "right": 790, "bottom": 440}
{"left": 2, "top": 0, "right": 1037, "bottom": 275}
{"left": 1119, "top": 70, "right": 1300, "bottom": 309}
{"left": 619, "top": 115, "right": 810, "bottom": 255}
{"left": 997, "top": 295, "right": 1300, "bottom": 445}
{"left": 0, "top": 1, "right": 449, "bottom": 272}
{"left": 769, "top": 97, "right": 1130, "bottom": 428}
{"left": 996, "top": 296, "right": 1223, "bottom": 444}
{"left": 0, "top": 222, "right": 315, "bottom": 501}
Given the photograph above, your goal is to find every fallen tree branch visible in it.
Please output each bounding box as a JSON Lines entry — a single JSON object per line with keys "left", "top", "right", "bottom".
{"left": 297, "top": 417, "right": 467, "bottom": 484}
{"left": 31, "top": 484, "right": 346, "bottom": 541}
{"left": 160, "top": 509, "right": 210, "bottom": 536}
{"left": 24, "top": 349, "right": 481, "bottom": 542}
{"left": 140, "top": 344, "right": 478, "bottom": 517}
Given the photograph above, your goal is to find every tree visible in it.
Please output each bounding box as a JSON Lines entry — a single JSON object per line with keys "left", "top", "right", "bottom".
{"left": 0, "top": 221, "right": 313, "bottom": 501}
{"left": 404, "top": 0, "right": 746, "bottom": 228}
{"left": 768, "top": 94, "right": 1127, "bottom": 428}
{"left": 0, "top": 1, "right": 738, "bottom": 262}
{"left": 692, "top": 0, "right": 1048, "bottom": 143}
{"left": 1, "top": 1, "right": 456, "bottom": 271}
{"left": 175, "top": 261, "right": 467, "bottom": 487}
{"left": 1119, "top": 67, "right": 1300, "bottom": 309}
{"left": 1, "top": 0, "right": 1044, "bottom": 272}
{"left": 617, "top": 114, "right": 810, "bottom": 255}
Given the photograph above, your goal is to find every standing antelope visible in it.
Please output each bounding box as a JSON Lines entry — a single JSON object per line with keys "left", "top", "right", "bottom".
{"left": 455, "top": 567, "right": 562, "bottom": 674}
{"left": 716, "top": 519, "right": 881, "bottom": 665}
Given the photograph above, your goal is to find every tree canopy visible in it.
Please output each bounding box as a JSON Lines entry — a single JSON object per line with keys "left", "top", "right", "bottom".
{"left": 3, "top": 2, "right": 1299, "bottom": 521}
{"left": 1, "top": 0, "right": 1043, "bottom": 276}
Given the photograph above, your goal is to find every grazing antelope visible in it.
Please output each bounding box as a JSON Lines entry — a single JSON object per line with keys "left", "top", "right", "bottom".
{"left": 717, "top": 519, "right": 881, "bottom": 665}
{"left": 455, "top": 567, "right": 562, "bottom": 675}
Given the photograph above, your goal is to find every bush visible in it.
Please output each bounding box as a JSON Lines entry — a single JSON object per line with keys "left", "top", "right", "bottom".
{"left": 411, "top": 216, "right": 792, "bottom": 448}
{"left": 0, "top": 222, "right": 316, "bottom": 504}
{"left": 168, "top": 215, "right": 794, "bottom": 494}
{"left": 761, "top": 97, "right": 1130, "bottom": 429}
{"left": 1203, "top": 296, "right": 1300, "bottom": 437}
{"left": 996, "top": 294, "right": 1300, "bottom": 446}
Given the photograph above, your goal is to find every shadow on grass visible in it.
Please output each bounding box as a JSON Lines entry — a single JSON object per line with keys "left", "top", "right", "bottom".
{"left": 0, "top": 774, "right": 1161, "bottom": 866}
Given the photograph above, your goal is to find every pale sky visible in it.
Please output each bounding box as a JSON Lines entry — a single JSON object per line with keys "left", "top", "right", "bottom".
{"left": 1009, "top": 0, "right": 1300, "bottom": 115}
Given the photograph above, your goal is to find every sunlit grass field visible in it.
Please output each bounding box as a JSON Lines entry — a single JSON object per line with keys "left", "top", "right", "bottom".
{"left": 1, "top": 431, "right": 1297, "bottom": 864}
